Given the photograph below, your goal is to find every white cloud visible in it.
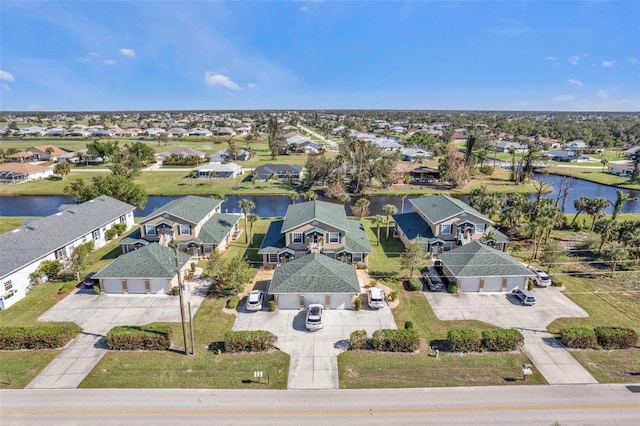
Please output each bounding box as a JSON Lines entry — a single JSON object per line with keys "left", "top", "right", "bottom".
{"left": 299, "top": 6, "right": 310, "bottom": 12}
{"left": 0, "top": 70, "right": 15, "bottom": 82}
{"left": 629, "top": 57, "right": 638, "bottom": 64}
{"left": 568, "top": 56, "right": 580, "bottom": 65}
{"left": 120, "top": 48, "right": 136, "bottom": 58}
{"left": 2, "top": 84, "right": 10, "bottom": 91}
{"left": 601, "top": 60, "right": 615, "bottom": 67}
{"left": 545, "top": 56, "right": 557, "bottom": 61}
{"left": 568, "top": 79, "right": 584, "bottom": 88}
{"left": 204, "top": 72, "right": 241, "bottom": 91}
{"left": 103, "top": 59, "right": 116, "bottom": 65}
{"left": 26, "top": 104, "right": 44, "bottom": 111}
{"left": 89, "top": 52, "right": 99, "bottom": 56}
{"left": 247, "top": 82, "right": 257, "bottom": 89}
{"left": 554, "top": 95, "right": 574, "bottom": 102}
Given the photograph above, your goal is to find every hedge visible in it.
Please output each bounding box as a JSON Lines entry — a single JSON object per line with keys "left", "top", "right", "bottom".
{"left": 481, "top": 329, "right": 524, "bottom": 352}
{"left": 559, "top": 327, "right": 597, "bottom": 349}
{"left": 371, "top": 329, "right": 419, "bottom": 352}
{"left": 594, "top": 327, "right": 638, "bottom": 349}
{"left": 0, "top": 325, "right": 77, "bottom": 350}
{"left": 227, "top": 295, "right": 240, "bottom": 309}
{"left": 448, "top": 328, "right": 481, "bottom": 352}
{"left": 223, "top": 330, "right": 277, "bottom": 352}
{"left": 350, "top": 330, "right": 368, "bottom": 350}
{"left": 106, "top": 325, "right": 173, "bottom": 351}
{"left": 407, "top": 278, "right": 423, "bottom": 291}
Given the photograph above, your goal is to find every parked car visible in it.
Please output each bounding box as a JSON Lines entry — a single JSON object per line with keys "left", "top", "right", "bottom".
{"left": 367, "top": 287, "right": 385, "bottom": 309}
{"left": 512, "top": 288, "right": 536, "bottom": 306}
{"left": 305, "top": 304, "right": 324, "bottom": 331}
{"left": 527, "top": 267, "right": 551, "bottom": 287}
{"left": 422, "top": 266, "right": 444, "bottom": 291}
{"left": 83, "top": 272, "right": 98, "bottom": 288}
{"left": 246, "top": 290, "right": 264, "bottom": 311}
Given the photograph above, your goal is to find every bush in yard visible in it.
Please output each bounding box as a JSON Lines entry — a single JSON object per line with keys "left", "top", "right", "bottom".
{"left": 171, "top": 286, "right": 180, "bottom": 296}
{"left": 268, "top": 300, "right": 276, "bottom": 312}
{"left": 388, "top": 290, "right": 398, "bottom": 301}
{"left": 594, "top": 327, "right": 638, "bottom": 349}
{"left": 551, "top": 277, "right": 563, "bottom": 287}
{"left": 481, "top": 329, "right": 524, "bottom": 351}
{"left": 354, "top": 297, "right": 362, "bottom": 311}
{"left": 527, "top": 279, "right": 534, "bottom": 291}
{"left": 106, "top": 325, "right": 173, "bottom": 351}
{"left": 448, "top": 328, "right": 482, "bottom": 352}
{"left": 559, "top": 327, "right": 597, "bottom": 349}
{"left": 404, "top": 321, "right": 413, "bottom": 330}
{"left": 350, "top": 330, "right": 368, "bottom": 350}
{"left": 371, "top": 329, "right": 419, "bottom": 352}
{"left": 93, "top": 285, "right": 101, "bottom": 295}
{"left": 448, "top": 283, "right": 457, "bottom": 294}
{"left": 227, "top": 295, "right": 240, "bottom": 309}
{"left": 0, "top": 325, "right": 77, "bottom": 350}
{"left": 105, "top": 228, "right": 118, "bottom": 240}
{"left": 407, "top": 277, "right": 423, "bottom": 291}
{"left": 223, "top": 330, "right": 277, "bottom": 352}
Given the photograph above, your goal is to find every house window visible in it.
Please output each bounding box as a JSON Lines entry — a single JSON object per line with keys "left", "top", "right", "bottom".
{"left": 441, "top": 224, "right": 452, "bottom": 234}
{"left": 55, "top": 249, "right": 64, "bottom": 260}
{"left": 4, "top": 280, "right": 12, "bottom": 291}
{"left": 92, "top": 229, "right": 100, "bottom": 240}
{"left": 292, "top": 233, "right": 303, "bottom": 244}
{"left": 179, "top": 224, "right": 191, "bottom": 235}
{"left": 352, "top": 253, "right": 363, "bottom": 263}
{"left": 328, "top": 232, "right": 340, "bottom": 243}
{"left": 145, "top": 225, "right": 156, "bottom": 235}
{"left": 268, "top": 254, "right": 278, "bottom": 263}
{"left": 443, "top": 242, "right": 453, "bottom": 251}
{"left": 119, "top": 215, "right": 127, "bottom": 224}
{"left": 475, "top": 223, "right": 486, "bottom": 234}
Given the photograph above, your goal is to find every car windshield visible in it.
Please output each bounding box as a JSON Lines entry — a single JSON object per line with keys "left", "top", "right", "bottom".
{"left": 248, "top": 293, "right": 260, "bottom": 302}
{"left": 371, "top": 297, "right": 383, "bottom": 302}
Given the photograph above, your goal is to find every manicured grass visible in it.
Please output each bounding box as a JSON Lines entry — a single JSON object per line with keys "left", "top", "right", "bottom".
{"left": 0, "top": 350, "right": 62, "bottom": 389}
{"left": 0, "top": 173, "right": 109, "bottom": 196}
{"left": 0, "top": 216, "right": 32, "bottom": 233}
{"left": 568, "top": 349, "right": 640, "bottom": 383}
{"left": 339, "top": 351, "right": 545, "bottom": 388}
{"left": 545, "top": 167, "right": 640, "bottom": 190}
{"left": 0, "top": 281, "right": 76, "bottom": 327}
{"left": 80, "top": 298, "right": 290, "bottom": 389}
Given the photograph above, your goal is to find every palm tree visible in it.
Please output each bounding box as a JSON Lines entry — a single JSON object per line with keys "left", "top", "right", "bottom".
{"left": 208, "top": 170, "right": 217, "bottom": 186}
{"left": 586, "top": 198, "right": 611, "bottom": 232}
{"left": 570, "top": 196, "right": 590, "bottom": 227}
{"left": 612, "top": 190, "right": 637, "bottom": 221}
{"left": 602, "top": 244, "right": 629, "bottom": 277}
{"left": 188, "top": 171, "right": 198, "bottom": 186}
{"left": 337, "top": 193, "right": 350, "bottom": 206}
{"left": 594, "top": 218, "right": 618, "bottom": 253}
{"left": 251, "top": 171, "right": 258, "bottom": 188}
{"left": 289, "top": 193, "right": 298, "bottom": 204}
{"left": 398, "top": 192, "right": 408, "bottom": 213}
{"left": 53, "top": 162, "right": 71, "bottom": 180}
{"left": 247, "top": 214, "right": 258, "bottom": 247}
{"left": 352, "top": 198, "right": 371, "bottom": 220}
{"left": 303, "top": 191, "right": 318, "bottom": 201}
{"left": 267, "top": 172, "right": 277, "bottom": 187}
{"left": 374, "top": 215, "right": 385, "bottom": 246}
{"left": 600, "top": 158, "right": 609, "bottom": 172}
{"left": 238, "top": 199, "right": 256, "bottom": 243}
{"left": 381, "top": 204, "right": 398, "bottom": 239}
{"left": 285, "top": 171, "right": 294, "bottom": 189}
{"left": 508, "top": 146, "right": 517, "bottom": 182}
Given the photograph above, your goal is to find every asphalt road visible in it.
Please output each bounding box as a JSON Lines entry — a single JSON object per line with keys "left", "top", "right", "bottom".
{"left": 2, "top": 384, "right": 639, "bottom": 425}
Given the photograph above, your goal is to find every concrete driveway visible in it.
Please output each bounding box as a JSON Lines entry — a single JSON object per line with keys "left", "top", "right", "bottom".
{"left": 232, "top": 305, "right": 397, "bottom": 390}
{"left": 424, "top": 288, "right": 598, "bottom": 385}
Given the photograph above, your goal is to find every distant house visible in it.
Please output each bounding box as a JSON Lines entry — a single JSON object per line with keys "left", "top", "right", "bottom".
{"left": 372, "top": 137, "right": 403, "bottom": 151}
{"left": 254, "top": 164, "right": 304, "bottom": 181}
{"left": 0, "top": 163, "right": 53, "bottom": 183}
{"left": 213, "top": 127, "right": 235, "bottom": 136}
{"left": 565, "top": 140, "right": 587, "bottom": 150}
{"left": 194, "top": 162, "right": 243, "bottom": 179}
{"left": 390, "top": 126, "right": 406, "bottom": 134}
{"left": 607, "top": 162, "right": 634, "bottom": 177}
{"left": 8, "top": 145, "right": 70, "bottom": 163}
{"left": 166, "top": 128, "right": 188, "bottom": 137}
{"left": 537, "top": 137, "right": 562, "bottom": 150}
{"left": 286, "top": 134, "right": 311, "bottom": 146}
{"left": 188, "top": 128, "right": 212, "bottom": 137}
{"left": 494, "top": 141, "right": 528, "bottom": 153}
{"left": 297, "top": 140, "right": 323, "bottom": 154}
{"left": 624, "top": 146, "right": 640, "bottom": 159}
{"left": 208, "top": 148, "right": 251, "bottom": 163}
{"left": 157, "top": 147, "right": 206, "bottom": 162}
{"left": 546, "top": 150, "right": 592, "bottom": 162}
{"left": 400, "top": 148, "right": 433, "bottom": 162}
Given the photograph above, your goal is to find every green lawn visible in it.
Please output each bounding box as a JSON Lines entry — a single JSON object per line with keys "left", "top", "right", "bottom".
{"left": 544, "top": 167, "right": 640, "bottom": 190}
{"left": 0, "top": 350, "right": 62, "bottom": 389}
{"left": 0, "top": 216, "right": 31, "bottom": 233}
{"left": 568, "top": 349, "right": 640, "bottom": 383}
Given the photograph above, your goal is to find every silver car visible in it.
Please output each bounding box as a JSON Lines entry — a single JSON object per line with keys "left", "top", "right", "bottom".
{"left": 246, "top": 290, "right": 264, "bottom": 311}
{"left": 305, "top": 304, "right": 324, "bottom": 331}
{"left": 527, "top": 267, "right": 551, "bottom": 287}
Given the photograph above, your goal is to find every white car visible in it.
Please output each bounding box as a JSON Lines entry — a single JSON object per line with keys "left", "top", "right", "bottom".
{"left": 246, "top": 290, "right": 264, "bottom": 311}
{"left": 528, "top": 267, "right": 551, "bottom": 287}
{"left": 305, "top": 304, "right": 324, "bottom": 331}
{"left": 367, "top": 288, "right": 385, "bottom": 309}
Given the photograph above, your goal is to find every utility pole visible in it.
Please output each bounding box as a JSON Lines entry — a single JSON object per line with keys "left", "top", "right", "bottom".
{"left": 188, "top": 302, "right": 195, "bottom": 355}
{"left": 171, "top": 240, "right": 189, "bottom": 356}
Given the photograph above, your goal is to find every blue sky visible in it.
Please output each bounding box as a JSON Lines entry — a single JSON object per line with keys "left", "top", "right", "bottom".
{"left": 1, "top": 1, "right": 638, "bottom": 112}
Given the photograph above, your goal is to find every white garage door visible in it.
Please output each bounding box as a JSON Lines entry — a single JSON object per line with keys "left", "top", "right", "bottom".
{"left": 103, "top": 279, "right": 123, "bottom": 294}
{"left": 506, "top": 277, "right": 523, "bottom": 292}
{"left": 277, "top": 294, "right": 300, "bottom": 310}
{"left": 127, "top": 279, "right": 146, "bottom": 294}
{"left": 303, "top": 293, "right": 325, "bottom": 308}
{"left": 150, "top": 279, "right": 169, "bottom": 295}
{"left": 330, "top": 294, "right": 352, "bottom": 310}
{"left": 483, "top": 277, "right": 503, "bottom": 292}
{"left": 459, "top": 278, "right": 480, "bottom": 292}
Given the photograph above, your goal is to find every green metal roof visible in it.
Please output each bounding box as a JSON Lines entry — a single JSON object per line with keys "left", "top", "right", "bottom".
{"left": 269, "top": 253, "right": 360, "bottom": 294}
{"left": 438, "top": 241, "right": 532, "bottom": 278}
{"left": 142, "top": 196, "right": 223, "bottom": 225}
{"left": 94, "top": 243, "right": 191, "bottom": 279}
{"left": 198, "top": 213, "right": 240, "bottom": 245}
{"left": 258, "top": 220, "right": 287, "bottom": 254}
{"left": 343, "top": 220, "right": 372, "bottom": 253}
{"left": 281, "top": 200, "right": 350, "bottom": 233}
{"left": 410, "top": 195, "right": 491, "bottom": 224}
{"left": 393, "top": 212, "right": 436, "bottom": 243}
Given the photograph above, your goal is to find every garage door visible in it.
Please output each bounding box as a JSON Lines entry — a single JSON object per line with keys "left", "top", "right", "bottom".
{"left": 330, "top": 294, "right": 352, "bottom": 310}
{"left": 459, "top": 278, "right": 480, "bottom": 292}
{"left": 150, "top": 279, "right": 169, "bottom": 295}
{"left": 505, "top": 277, "right": 523, "bottom": 292}
{"left": 277, "top": 294, "right": 299, "bottom": 310}
{"left": 103, "top": 279, "right": 123, "bottom": 294}
{"left": 127, "top": 279, "right": 146, "bottom": 294}
{"left": 483, "top": 277, "right": 503, "bottom": 292}
{"left": 303, "top": 293, "right": 325, "bottom": 308}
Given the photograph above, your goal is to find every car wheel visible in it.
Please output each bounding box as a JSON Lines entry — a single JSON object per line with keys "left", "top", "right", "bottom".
{"left": 520, "top": 299, "right": 525, "bottom": 305}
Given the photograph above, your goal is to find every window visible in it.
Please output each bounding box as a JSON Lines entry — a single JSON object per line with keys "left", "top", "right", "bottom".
{"left": 179, "top": 224, "right": 191, "bottom": 235}
{"left": 329, "top": 232, "right": 340, "bottom": 243}
{"left": 292, "top": 233, "right": 303, "bottom": 244}
{"left": 55, "top": 249, "right": 64, "bottom": 260}
{"left": 441, "top": 224, "right": 452, "bottom": 234}
{"left": 145, "top": 225, "right": 156, "bottom": 235}
{"left": 352, "top": 253, "right": 363, "bottom": 263}
{"left": 443, "top": 242, "right": 453, "bottom": 251}
{"left": 119, "top": 215, "right": 127, "bottom": 224}
{"left": 475, "top": 223, "right": 486, "bottom": 234}
{"left": 92, "top": 229, "right": 100, "bottom": 240}
{"left": 268, "top": 254, "right": 278, "bottom": 263}
{"left": 4, "top": 280, "right": 12, "bottom": 291}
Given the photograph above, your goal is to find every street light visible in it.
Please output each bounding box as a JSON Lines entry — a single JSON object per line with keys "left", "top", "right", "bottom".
{"left": 170, "top": 239, "right": 189, "bottom": 355}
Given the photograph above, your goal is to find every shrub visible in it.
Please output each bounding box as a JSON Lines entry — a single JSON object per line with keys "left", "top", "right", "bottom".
{"left": 171, "top": 286, "right": 180, "bottom": 296}
{"left": 190, "top": 262, "right": 196, "bottom": 272}
{"left": 527, "top": 279, "right": 534, "bottom": 291}
{"left": 0, "top": 325, "right": 77, "bottom": 350}
{"left": 448, "top": 283, "right": 457, "bottom": 294}
{"left": 551, "top": 277, "right": 563, "bottom": 287}
{"left": 105, "top": 228, "right": 118, "bottom": 240}
{"left": 448, "top": 328, "right": 481, "bottom": 352}
{"left": 369, "top": 280, "right": 378, "bottom": 287}
{"left": 223, "top": 330, "right": 277, "bottom": 352}
{"left": 106, "top": 325, "right": 173, "bottom": 351}
{"left": 93, "top": 285, "right": 101, "bottom": 295}
{"left": 404, "top": 321, "right": 414, "bottom": 330}
{"left": 354, "top": 297, "right": 362, "bottom": 311}
{"left": 594, "top": 327, "right": 638, "bottom": 349}
{"left": 388, "top": 290, "right": 398, "bottom": 301}
{"left": 481, "top": 329, "right": 524, "bottom": 351}
{"left": 478, "top": 165, "right": 494, "bottom": 176}
{"left": 407, "top": 277, "right": 423, "bottom": 291}
{"left": 350, "top": 330, "right": 368, "bottom": 350}
{"left": 227, "top": 295, "right": 240, "bottom": 309}
{"left": 268, "top": 300, "right": 276, "bottom": 312}
{"left": 355, "top": 263, "right": 367, "bottom": 270}
{"left": 559, "top": 327, "right": 597, "bottom": 349}
{"left": 371, "top": 329, "right": 419, "bottom": 352}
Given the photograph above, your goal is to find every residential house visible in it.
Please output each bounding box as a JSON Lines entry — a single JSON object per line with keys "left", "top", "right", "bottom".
{"left": 400, "top": 148, "right": 433, "bottom": 162}
{"left": 0, "top": 196, "right": 136, "bottom": 310}
{"left": 536, "top": 137, "right": 562, "bottom": 150}
{"left": 494, "top": 141, "right": 528, "bottom": 153}
{"left": 208, "top": 148, "right": 251, "bottom": 163}
{"left": 607, "top": 162, "right": 634, "bottom": 177}
{"left": 254, "top": 164, "right": 304, "bottom": 181}
{"left": 624, "top": 146, "right": 640, "bottom": 159}
{"left": 8, "top": 145, "right": 70, "bottom": 162}
{"left": 166, "top": 128, "right": 189, "bottom": 138}
{"left": 372, "top": 137, "right": 403, "bottom": 151}
{"left": 188, "top": 128, "right": 212, "bottom": 137}
{"left": 157, "top": 147, "right": 206, "bottom": 162}
{"left": 565, "top": 140, "right": 587, "bottom": 150}
{"left": 213, "top": 127, "right": 235, "bottom": 136}
{"left": 393, "top": 194, "right": 510, "bottom": 255}
{"left": 297, "top": 140, "right": 323, "bottom": 154}
{"left": 258, "top": 200, "right": 372, "bottom": 268}
{"left": 120, "top": 196, "right": 240, "bottom": 256}
{"left": 17, "top": 126, "right": 46, "bottom": 137}
{"left": 193, "top": 162, "right": 243, "bottom": 179}
{"left": 546, "top": 150, "right": 592, "bottom": 162}
{"left": 0, "top": 163, "right": 53, "bottom": 183}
